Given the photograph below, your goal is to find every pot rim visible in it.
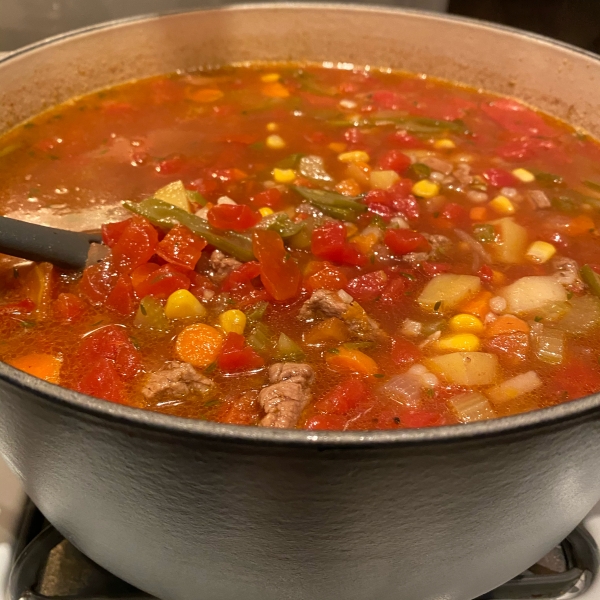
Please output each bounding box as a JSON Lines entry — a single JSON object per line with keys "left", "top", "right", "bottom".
{"left": 2, "top": 2, "right": 599, "bottom": 447}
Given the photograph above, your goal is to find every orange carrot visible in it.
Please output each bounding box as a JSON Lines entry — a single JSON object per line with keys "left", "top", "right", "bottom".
{"left": 175, "top": 323, "right": 224, "bottom": 368}
{"left": 335, "top": 178, "right": 362, "bottom": 197}
{"left": 486, "top": 315, "right": 530, "bottom": 337}
{"left": 325, "top": 346, "right": 379, "bottom": 375}
{"left": 189, "top": 88, "right": 224, "bottom": 103}
{"left": 303, "top": 318, "right": 350, "bottom": 346}
{"left": 567, "top": 215, "right": 595, "bottom": 236}
{"left": 261, "top": 82, "right": 289, "bottom": 98}
{"left": 469, "top": 207, "right": 488, "bottom": 221}
{"left": 8, "top": 353, "right": 62, "bottom": 384}
{"left": 460, "top": 290, "right": 493, "bottom": 319}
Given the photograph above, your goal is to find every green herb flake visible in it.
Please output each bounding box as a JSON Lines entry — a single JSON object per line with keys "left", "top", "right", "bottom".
{"left": 433, "top": 300, "right": 442, "bottom": 312}
{"left": 328, "top": 348, "right": 340, "bottom": 355}
{"left": 425, "top": 388, "right": 435, "bottom": 398}
{"left": 12, "top": 268, "right": 19, "bottom": 279}
{"left": 139, "top": 303, "right": 147, "bottom": 316}
{"left": 204, "top": 362, "right": 217, "bottom": 375}
{"left": 19, "top": 319, "right": 36, "bottom": 329}
{"left": 534, "top": 316, "right": 543, "bottom": 322}
{"left": 373, "top": 373, "right": 385, "bottom": 379}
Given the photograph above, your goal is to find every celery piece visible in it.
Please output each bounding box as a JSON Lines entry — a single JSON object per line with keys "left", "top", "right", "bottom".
{"left": 247, "top": 322, "right": 274, "bottom": 354}
{"left": 134, "top": 297, "right": 170, "bottom": 332}
{"left": 407, "top": 163, "right": 431, "bottom": 180}
{"left": 154, "top": 180, "right": 191, "bottom": 212}
{"left": 187, "top": 190, "right": 207, "bottom": 207}
{"left": 558, "top": 295, "right": 600, "bottom": 335}
{"left": 124, "top": 198, "right": 255, "bottom": 262}
{"left": 533, "top": 328, "right": 565, "bottom": 365}
{"left": 448, "top": 392, "right": 496, "bottom": 423}
{"left": 293, "top": 186, "right": 366, "bottom": 222}
{"left": 245, "top": 301, "right": 269, "bottom": 324}
{"left": 581, "top": 264, "right": 600, "bottom": 297}
{"left": 274, "top": 333, "right": 305, "bottom": 361}
{"left": 551, "top": 195, "right": 577, "bottom": 214}
{"left": 276, "top": 153, "right": 304, "bottom": 170}
{"left": 472, "top": 223, "right": 495, "bottom": 243}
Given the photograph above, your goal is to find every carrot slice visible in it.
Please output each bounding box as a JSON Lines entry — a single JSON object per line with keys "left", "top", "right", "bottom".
{"left": 486, "top": 315, "right": 530, "bottom": 337}
{"left": 175, "top": 323, "right": 224, "bottom": 368}
{"left": 460, "top": 290, "right": 493, "bottom": 319}
{"left": 326, "top": 346, "right": 379, "bottom": 375}
{"left": 303, "top": 318, "right": 349, "bottom": 346}
{"left": 8, "top": 353, "right": 62, "bottom": 384}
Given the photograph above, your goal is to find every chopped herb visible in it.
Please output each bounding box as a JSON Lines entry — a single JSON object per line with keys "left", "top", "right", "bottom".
{"left": 534, "top": 316, "right": 543, "bottom": 322}
{"left": 432, "top": 211, "right": 440, "bottom": 219}
{"left": 425, "top": 388, "right": 435, "bottom": 398}
{"left": 433, "top": 300, "right": 442, "bottom": 312}
{"left": 19, "top": 320, "right": 36, "bottom": 328}
{"left": 204, "top": 362, "right": 217, "bottom": 375}
{"left": 408, "top": 162, "right": 431, "bottom": 180}
{"left": 203, "top": 398, "right": 219, "bottom": 408}
{"left": 393, "top": 416, "right": 401, "bottom": 424}
{"left": 328, "top": 348, "right": 340, "bottom": 355}
{"left": 567, "top": 291, "right": 574, "bottom": 300}
{"left": 91, "top": 320, "right": 104, "bottom": 327}
{"left": 584, "top": 180, "right": 600, "bottom": 193}
{"left": 373, "top": 373, "right": 385, "bottom": 379}
{"left": 139, "top": 303, "right": 147, "bottom": 316}
{"left": 473, "top": 223, "right": 495, "bottom": 243}
{"left": 48, "top": 154, "right": 60, "bottom": 161}
{"left": 23, "top": 123, "right": 35, "bottom": 129}
{"left": 131, "top": 338, "right": 141, "bottom": 351}
{"left": 0, "top": 144, "right": 20, "bottom": 158}
{"left": 551, "top": 195, "right": 577, "bottom": 214}
{"left": 12, "top": 268, "right": 19, "bottom": 279}
{"left": 399, "top": 272, "right": 416, "bottom": 281}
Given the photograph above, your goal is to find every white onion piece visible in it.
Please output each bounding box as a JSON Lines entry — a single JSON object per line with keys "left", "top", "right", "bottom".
{"left": 455, "top": 228, "right": 492, "bottom": 268}
{"left": 85, "top": 243, "right": 111, "bottom": 268}
{"left": 486, "top": 371, "right": 542, "bottom": 406}
{"left": 380, "top": 373, "right": 421, "bottom": 407}
{"left": 449, "top": 392, "right": 496, "bottom": 423}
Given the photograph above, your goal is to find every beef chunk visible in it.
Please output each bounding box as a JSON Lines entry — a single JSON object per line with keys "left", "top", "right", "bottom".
{"left": 209, "top": 249, "right": 242, "bottom": 283}
{"left": 258, "top": 362, "right": 315, "bottom": 428}
{"left": 142, "top": 361, "right": 212, "bottom": 401}
{"left": 403, "top": 233, "right": 451, "bottom": 266}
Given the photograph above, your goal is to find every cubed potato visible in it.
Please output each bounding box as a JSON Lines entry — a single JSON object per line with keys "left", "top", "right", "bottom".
{"left": 448, "top": 392, "right": 496, "bottom": 423}
{"left": 154, "top": 180, "right": 190, "bottom": 212}
{"left": 486, "top": 371, "right": 542, "bottom": 406}
{"left": 426, "top": 352, "right": 498, "bottom": 386}
{"left": 557, "top": 295, "right": 600, "bottom": 335}
{"left": 499, "top": 276, "right": 567, "bottom": 316}
{"left": 417, "top": 274, "right": 481, "bottom": 314}
{"left": 488, "top": 217, "right": 528, "bottom": 264}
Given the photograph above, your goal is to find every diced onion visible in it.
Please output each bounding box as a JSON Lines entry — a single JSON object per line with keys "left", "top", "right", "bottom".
{"left": 337, "top": 289, "right": 353, "bottom": 303}
{"left": 448, "top": 392, "right": 496, "bottom": 423}
{"left": 533, "top": 328, "right": 565, "bottom": 365}
{"left": 401, "top": 319, "right": 422, "bottom": 337}
{"left": 486, "top": 371, "right": 542, "bottom": 406}
{"left": 380, "top": 373, "right": 421, "bottom": 407}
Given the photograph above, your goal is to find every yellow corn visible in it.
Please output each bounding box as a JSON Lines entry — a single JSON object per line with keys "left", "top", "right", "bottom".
{"left": 338, "top": 150, "right": 370, "bottom": 163}
{"left": 261, "top": 73, "right": 280, "bottom": 83}
{"left": 525, "top": 240, "right": 556, "bottom": 264}
{"left": 436, "top": 333, "right": 481, "bottom": 352}
{"left": 345, "top": 223, "right": 359, "bottom": 238}
{"left": 266, "top": 134, "right": 286, "bottom": 150}
{"left": 412, "top": 179, "right": 440, "bottom": 198}
{"left": 449, "top": 314, "right": 485, "bottom": 335}
{"left": 352, "top": 232, "right": 380, "bottom": 255}
{"left": 489, "top": 195, "right": 516, "bottom": 215}
{"left": 266, "top": 122, "right": 279, "bottom": 132}
{"left": 512, "top": 168, "right": 535, "bottom": 183}
{"left": 164, "top": 290, "right": 207, "bottom": 320}
{"left": 218, "top": 309, "right": 247, "bottom": 335}
{"left": 434, "top": 138, "right": 456, "bottom": 150}
{"left": 258, "top": 207, "right": 274, "bottom": 217}
{"left": 272, "top": 168, "right": 296, "bottom": 184}
{"left": 329, "top": 142, "right": 346, "bottom": 153}
{"left": 370, "top": 170, "right": 400, "bottom": 190}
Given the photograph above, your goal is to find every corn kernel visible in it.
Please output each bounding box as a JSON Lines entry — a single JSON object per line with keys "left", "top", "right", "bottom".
{"left": 338, "top": 150, "right": 370, "bottom": 163}
{"left": 266, "top": 134, "right": 286, "bottom": 150}
{"left": 412, "top": 179, "right": 440, "bottom": 199}
{"left": 436, "top": 333, "right": 481, "bottom": 352}
{"left": 434, "top": 138, "right": 456, "bottom": 150}
{"left": 272, "top": 168, "right": 296, "bottom": 184}
{"left": 352, "top": 232, "right": 379, "bottom": 254}
{"left": 489, "top": 195, "right": 516, "bottom": 215}
{"left": 512, "top": 168, "right": 535, "bottom": 183}
{"left": 164, "top": 290, "right": 207, "bottom": 321}
{"left": 345, "top": 223, "right": 358, "bottom": 238}
{"left": 491, "top": 270, "right": 507, "bottom": 285}
{"left": 525, "top": 240, "right": 556, "bottom": 264}
{"left": 261, "top": 73, "right": 280, "bottom": 83}
{"left": 259, "top": 207, "right": 274, "bottom": 217}
{"left": 449, "top": 314, "right": 485, "bottom": 335}
{"left": 329, "top": 142, "right": 346, "bottom": 153}
{"left": 266, "top": 122, "right": 279, "bottom": 132}
{"left": 218, "top": 309, "right": 247, "bottom": 335}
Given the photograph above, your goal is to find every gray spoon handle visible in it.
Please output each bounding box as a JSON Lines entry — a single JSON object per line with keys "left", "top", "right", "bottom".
{"left": 0, "top": 216, "right": 102, "bottom": 269}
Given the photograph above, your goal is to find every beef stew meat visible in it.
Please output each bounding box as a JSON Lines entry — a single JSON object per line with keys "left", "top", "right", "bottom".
{"left": 2, "top": 62, "right": 600, "bottom": 430}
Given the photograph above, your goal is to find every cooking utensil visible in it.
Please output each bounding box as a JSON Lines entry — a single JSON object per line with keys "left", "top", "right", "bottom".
{"left": 0, "top": 216, "right": 101, "bottom": 269}
{"left": 1, "top": 6, "right": 600, "bottom": 600}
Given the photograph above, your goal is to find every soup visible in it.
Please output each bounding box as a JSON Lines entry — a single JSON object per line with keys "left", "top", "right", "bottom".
{"left": 1, "top": 62, "right": 600, "bottom": 430}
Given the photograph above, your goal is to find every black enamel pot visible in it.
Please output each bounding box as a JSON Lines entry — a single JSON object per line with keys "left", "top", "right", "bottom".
{"left": 2, "top": 5, "right": 600, "bottom": 600}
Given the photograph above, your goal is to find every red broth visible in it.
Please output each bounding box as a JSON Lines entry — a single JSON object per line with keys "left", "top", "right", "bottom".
{"left": 1, "top": 62, "right": 600, "bottom": 430}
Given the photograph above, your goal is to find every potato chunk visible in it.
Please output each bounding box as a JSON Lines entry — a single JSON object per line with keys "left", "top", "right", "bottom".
{"left": 499, "top": 276, "right": 567, "bottom": 316}
{"left": 488, "top": 217, "right": 528, "bottom": 264}
{"left": 417, "top": 274, "right": 481, "bottom": 314}
{"left": 426, "top": 352, "right": 498, "bottom": 386}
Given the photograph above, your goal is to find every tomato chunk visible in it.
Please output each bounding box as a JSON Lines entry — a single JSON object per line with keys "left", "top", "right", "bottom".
{"left": 79, "top": 259, "right": 119, "bottom": 305}
{"left": 217, "top": 333, "right": 264, "bottom": 373}
{"left": 250, "top": 188, "right": 283, "bottom": 209}
{"left": 111, "top": 217, "right": 159, "bottom": 274}
{"left": 156, "top": 225, "right": 207, "bottom": 270}
{"left": 135, "top": 264, "right": 191, "bottom": 299}
{"left": 311, "top": 221, "right": 367, "bottom": 266}
{"left": 313, "top": 377, "right": 370, "bottom": 415}
{"left": 391, "top": 337, "right": 422, "bottom": 367}
{"left": 0, "top": 298, "right": 36, "bottom": 315}
{"left": 105, "top": 274, "right": 137, "bottom": 316}
{"left": 253, "top": 230, "right": 301, "bottom": 302}
{"left": 221, "top": 262, "right": 262, "bottom": 292}
{"left": 304, "top": 261, "right": 348, "bottom": 292}
{"left": 52, "top": 293, "right": 86, "bottom": 322}
{"left": 378, "top": 149, "right": 411, "bottom": 174}
{"left": 101, "top": 218, "right": 132, "bottom": 247}
{"left": 345, "top": 271, "right": 388, "bottom": 302}
{"left": 77, "top": 358, "right": 125, "bottom": 404}
{"left": 384, "top": 229, "right": 430, "bottom": 255}
{"left": 207, "top": 204, "right": 261, "bottom": 231}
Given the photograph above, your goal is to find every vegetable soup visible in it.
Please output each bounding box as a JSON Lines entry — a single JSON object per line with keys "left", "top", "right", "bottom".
{"left": 1, "top": 62, "right": 600, "bottom": 430}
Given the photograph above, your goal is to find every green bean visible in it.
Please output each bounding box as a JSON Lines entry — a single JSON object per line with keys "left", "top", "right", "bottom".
{"left": 123, "top": 198, "right": 255, "bottom": 262}
{"left": 327, "top": 114, "right": 467, "bottom": 134}
{"left": 293, "top": 186, "right": 366, "bottom": 222}
{"left": 581, "top": 265, "right": 600, "bottom": 297}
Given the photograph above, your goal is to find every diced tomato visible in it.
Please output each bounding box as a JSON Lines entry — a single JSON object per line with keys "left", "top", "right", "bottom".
{"left": 135, "top": 264, "right": 190, "bottom": 298}
{"left": 343, "top": 128, "right": 365, "bottom": 147}
{"left": 305, "top": 414, "right": 349, "bottom": 430}
{"left": 552, "top": 360, "right": 600, "bottom": 401}
{"left": 401, "top": 410, "right": 445, "bottom": 428}
{"left": 131, "top": 263, "right": 161, "bottom": 293}
{"left": 101, "top": 218, "right": 132, "bottom": 247}
{"left": 221, "top": 262, "right": 262, "bottom": 292}
{"left": 304, "top": 261, "right": 348, "bottom": 291}
{"left": 345, "top": 270, "right": 388, "bottom": 302}
{"left": 79, "top": 259, "right": 119, "bottom": 305}
{"left": 391, "top": 337, "right": 422, "bottom": 367}
{"left": 105, "top": 275, "right": 137, "bottom": 316}
{"left": 368, "top": 203, "right": 394, "bottom": 221}
{"left": 497, "top": 136, "right": 556, "bottom": 161}
{"left": 481, "top": 98, "right": 555, "bottom": 136}
{"left": 313, "top": 377, "right": 369, "bottom": 415}
{"left": 218, "top": 393, "right": 261, "bottom": 425}
{"left": 482, "top": 168, "right": 518, "bottom": 188}
{"left": 477, "top": 264, "right": 494, "bottom": 284}
{"left": 188, "top": 272, "right": 217, "bottom": 300}
{"left": 0, "top": 298, "right": 36, "bottom": 316}
{"left": 76, "top": 324, "right": 142, "bottom": 380}
{"left": 378, "top": 277, "right": 408, "bottom": 306}
{"left": 190, "top": 174, "right": 221, "bottom": 197}
{"left": 77, "top": 358, "right": 125, "bottom": 404}
{"left": 156, "top": 225, "right": 207, "bottom": 270}
{"left": 155, "top": 154, "right": 186, "bottom": 175}
{"left": 111, "top": 217, "right": 159, "bottom": 274}
{"left": 217, "top": 333, "right": 264, "bottom": 373}
{"left": 378, "top": 149, "right": 411, "bottom": 173}
{"left": 207, "top": 204, "right": 261, "bottom": 231}
{"left": 253, "top": 230, "right": 301, "bottom": 302}
{"left": 364, "top": 189, "right": 392, "bottom": 208}
{"left": 437, "top": 203, "right": 469, "bottom": 228}
{"left": 388, "top": 130, "right": 426, "bottom": 148}
{"left": 52, "top": 293, "right": 86, "bottom": 322}
{"left": 389, "top": 181, "right": 420, "bottom": 220}
{"left": 250, "top": 188, "right": 283, "bottom": 209}
{"left": 420, "top": 262, "right": 451, "bottom": 277}
{"left": 384, "top": 229, "right": 430, "bottom": 255}
{"left": 311, "top": 221, "right": 367, "bottom": 266}
{"left": 483, "top": 332, "right": 529, "bottom": 367}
